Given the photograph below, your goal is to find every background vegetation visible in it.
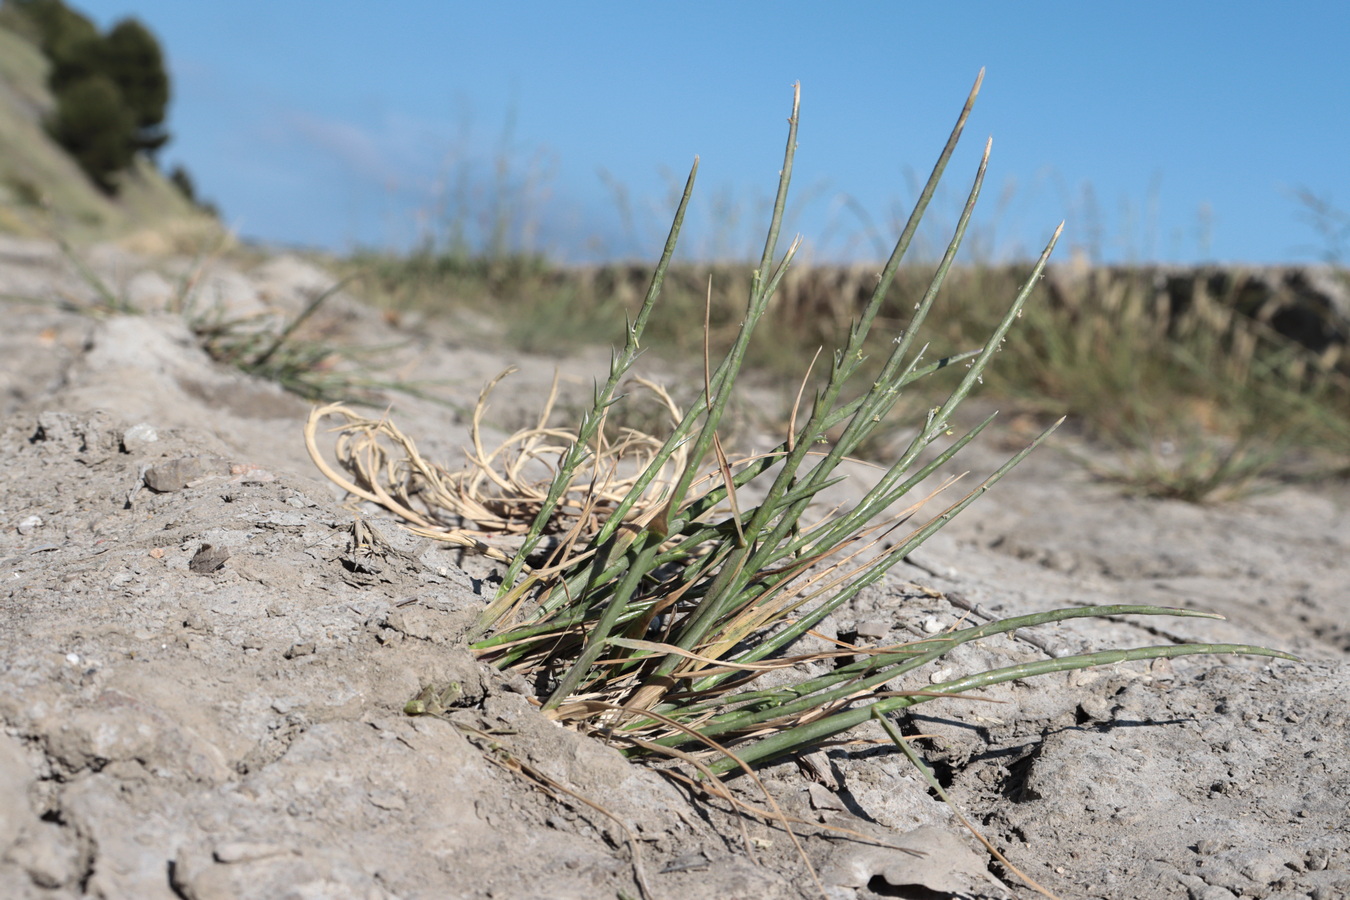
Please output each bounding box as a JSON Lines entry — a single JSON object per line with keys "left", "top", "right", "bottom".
{"left": 6, "top": 0, "right": 168, "bottom": 190}
{"left": 343, "top": 221, "right": 1349, "bottom": 503}
{"left": 0, "top": 0, "right": 216, "bottom": 240}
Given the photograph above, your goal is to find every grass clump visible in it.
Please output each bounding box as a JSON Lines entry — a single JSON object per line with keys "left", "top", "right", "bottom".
{"left": 26, "top": 234, "right": 411, "bottom": 405}
{"left": 187, "top": 272, "right": 392, "bottom": 403}
{"left": 310, "top": 74, "right": 1294, "bottom": 781}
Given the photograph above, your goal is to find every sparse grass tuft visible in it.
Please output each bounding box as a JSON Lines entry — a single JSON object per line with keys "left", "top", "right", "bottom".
{"left": 39, "top": 234, "right": 417, "bottom": 405}
{"left": 189, "top": 273, "right": 416, "bottom": 403}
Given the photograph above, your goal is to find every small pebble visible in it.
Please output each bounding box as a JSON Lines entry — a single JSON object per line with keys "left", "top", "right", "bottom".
{"left": 213, "top": 842, "right": 292, "bottom": 864}
{"left": 144, "top": 457, "right": 230, "bottom": 493}
{"left": 929, "top": 666, "right": 954, "bottom": 684}
{"left": 1078, "top": 695, "right": 1112, "bottom": 721}
{"left": 189, "top": 544, "right": 230, "bottom": 574}
{"left": 121, "top": 423, "right": 159, "bottom": 452}
{"left": 855, "top": 620, "right": 889, "bottom": 639}
{"left": 1241, "top": 860, "right": 1282, "bottom": 885}
{"left": 16, "top": 515, "right": 43, "bottom": 535}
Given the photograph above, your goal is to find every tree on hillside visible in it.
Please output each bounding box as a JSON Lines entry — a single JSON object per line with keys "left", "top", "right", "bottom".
{"left": 168, "top": 163, "right": 219, "bottom": 217}
{"left": 102, "top": 18, "right": 169, "bottom": 156}
{"left": 6, "top": 0, "right": 173, "bottom": 192}
{"left": 46, "top": 73, "right": 136, "bottom": 191}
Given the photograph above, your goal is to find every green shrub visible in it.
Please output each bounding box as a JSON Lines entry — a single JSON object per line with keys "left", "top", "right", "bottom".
{"left": 16, "top": 0, "right": 173, "bottom": 190}
{"left": 101, "top": 18, "right": 169, "bottom": 156}
{"left": 47, "top": 73, "right": 135, "bottom": 191}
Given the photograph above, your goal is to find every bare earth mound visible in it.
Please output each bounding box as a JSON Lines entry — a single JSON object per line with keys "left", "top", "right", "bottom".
{"left": 1, "top": 236, "right": 1347, "bottom": 899}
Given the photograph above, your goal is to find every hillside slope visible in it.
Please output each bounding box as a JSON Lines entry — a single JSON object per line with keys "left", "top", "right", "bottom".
{"left": 0, "top": 23, "right": 216, "bottom": 244}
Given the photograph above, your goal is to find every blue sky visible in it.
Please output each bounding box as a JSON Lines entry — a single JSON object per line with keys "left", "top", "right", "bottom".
{"left": 72, "top": 1, "right": 1350, "bottom": 264}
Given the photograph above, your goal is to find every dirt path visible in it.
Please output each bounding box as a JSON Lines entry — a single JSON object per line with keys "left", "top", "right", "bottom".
{"left": 1, "top": 235, "right": 1346, "bottom": 899}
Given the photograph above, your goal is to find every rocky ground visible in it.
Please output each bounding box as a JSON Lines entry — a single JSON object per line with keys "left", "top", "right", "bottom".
{"left": 0, "top": 234, "right": 1346, "bottom": 900}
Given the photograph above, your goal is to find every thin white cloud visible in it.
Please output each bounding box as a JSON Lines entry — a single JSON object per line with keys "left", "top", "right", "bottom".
{"left": 282, "top": 110, "right": 406, "bottom": 187}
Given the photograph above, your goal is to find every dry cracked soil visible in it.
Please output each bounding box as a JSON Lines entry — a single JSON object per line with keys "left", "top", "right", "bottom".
{"left": 0, "top": 234, "right": 1347, "bottom": 900}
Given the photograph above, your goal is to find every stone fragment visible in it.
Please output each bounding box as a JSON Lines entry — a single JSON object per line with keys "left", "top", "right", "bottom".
{"left": 120, "top": 422, "right": 160, "bottom": 452}
{"left": 144, "top": 457, "right": 231, "bottom": 492}
{"left": 283, "top": 642, "right": 316, "bottom": 659}
{"left": 823, "top": 825, "right": 1011, "bottom": 897}
{"left": 190, "top": 543, "right": 230, "bottom": 574}
{"left": 212, "top": 842, "right": 296, "bottom": 864}
{"left": 855, "top": 619, "right": 889, "bottom": 639}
